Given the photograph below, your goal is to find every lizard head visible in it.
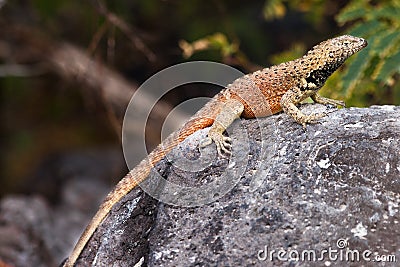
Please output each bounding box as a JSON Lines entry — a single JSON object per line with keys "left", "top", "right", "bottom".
{"left": 304, "top": 35, "right": 367, "bottom": 70}
{"left": 298, "top": 35, "right": 367, "bottom": 90}
{"left": 314, "top": 35, "right": 367, "bottom": 61}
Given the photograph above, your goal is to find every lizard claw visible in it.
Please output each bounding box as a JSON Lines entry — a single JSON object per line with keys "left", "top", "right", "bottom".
{"left": 199, "top": 137, "right": 213, "bottom": 148}
{"left": 215, "top": 136, "right": 232, "bottom": 156}
{"left": 200, "top": 133, "right": 232, "bottom": 157}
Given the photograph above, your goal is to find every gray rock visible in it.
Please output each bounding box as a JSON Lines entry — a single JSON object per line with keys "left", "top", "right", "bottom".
{"left": 0, "top": 149, "right": 125, "bottom": 267}
{"left": 79, "top": 105, "right": 400, "bottom": 267}
{"left": 0, "top": 195, "right": 55, "bottom": 267}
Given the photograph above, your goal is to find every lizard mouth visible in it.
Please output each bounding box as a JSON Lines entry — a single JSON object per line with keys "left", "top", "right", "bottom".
{"left": 351, "top": 37, "right": 368, "bottom": 55}
{"left": 361, "top": 38, "right": 368, "bottom": 48}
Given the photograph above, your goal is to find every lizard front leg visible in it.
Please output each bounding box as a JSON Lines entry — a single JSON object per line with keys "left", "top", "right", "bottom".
{"left": 200, "top": 99, "right": 244, "bottom": 156}
{"left": 311, "top": 93, "right": 345, "bottom": 107}
{"left": 280, "top": 87, "right": 325, "bottom": 128}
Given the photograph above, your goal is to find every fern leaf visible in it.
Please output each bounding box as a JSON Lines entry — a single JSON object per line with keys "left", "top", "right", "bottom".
{"left": 373, "top": 30, "right": 400, "bottom": 57}
{"left": 373, "top": 49, "right": 400, "bottom": 82}
{"left": 347, "top": 20, "right": 385, "bottom": 38}
{"left": 336, "top": 1, "right": 367, "bottom": 25}
{"left": 372, "top": 4, "right": 400, "bottom": 21}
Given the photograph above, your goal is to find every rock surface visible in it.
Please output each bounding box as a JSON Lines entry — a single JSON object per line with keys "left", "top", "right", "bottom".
{"left": 146, "top": 105, "right": 400, "bottom": 267}
{"left": 79, "top": 104, "right": 400, "bottom": 267}
{"left": 0, "top": 149, "right": 125, "bottom": 267}
{"left": 0, "top": 105, "right": 399, "bottom": 267}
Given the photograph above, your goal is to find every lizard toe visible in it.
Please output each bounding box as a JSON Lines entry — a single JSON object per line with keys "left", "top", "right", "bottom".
{"left": 305, "top": 113, "right": 326, "bottom": 123}
{"left": 199, "top": 137, "right": 213, "bottom": 148}
{"left": 203, "top": 131, "right": 232, "bottom": 157}
{"left": 215, "top": 137, "right": 232, "bottom": 157}
{"left": 299, "top": 113, "right": 326, "bottom": 128}
{"left": 216, "top": 142, "right": 231, "bottom": 157}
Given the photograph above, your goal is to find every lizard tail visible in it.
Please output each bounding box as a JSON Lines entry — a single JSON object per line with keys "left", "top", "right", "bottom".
{"left": 63, "top": 98, "right": 222, "bottom": 266}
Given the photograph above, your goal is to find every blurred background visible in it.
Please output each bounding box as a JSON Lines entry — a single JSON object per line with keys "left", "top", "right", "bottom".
{"left": 0, "top": 0, "right": 399, "bottom": 265}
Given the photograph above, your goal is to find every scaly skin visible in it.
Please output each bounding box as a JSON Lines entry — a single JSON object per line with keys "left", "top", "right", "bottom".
{"left": 63, "top": 35, "right": 367, "bottom": 266}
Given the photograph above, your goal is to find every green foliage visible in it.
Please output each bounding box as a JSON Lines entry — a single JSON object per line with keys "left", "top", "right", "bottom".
{"left": 263, "top": 0, "right": 287, "bottom": 20}
{"left": 263, "top": 0, "right": 329, "bottom": 25}
{"left": 333, "top": 0, "right": 400, "bottom": 106}
{"left": 261, "top": 0, "right": 400, "bottom": 106}
{"left": 178, "top": 33, "right": 260, "bottom": 72}
{"left": 179, "top": 33, "right": 239, "bottom": 59}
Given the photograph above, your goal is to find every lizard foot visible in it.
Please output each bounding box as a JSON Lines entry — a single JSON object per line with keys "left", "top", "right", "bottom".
{"left": 200, "top": 132, "right": 232, "bottom": 157}
{"left": 298, "top": 113, "right": 326, "bottom": 129}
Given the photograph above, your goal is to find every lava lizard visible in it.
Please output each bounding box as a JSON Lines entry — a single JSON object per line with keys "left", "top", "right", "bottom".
{"left": 63, "top": 35, "right": 367, "bottom": 266}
